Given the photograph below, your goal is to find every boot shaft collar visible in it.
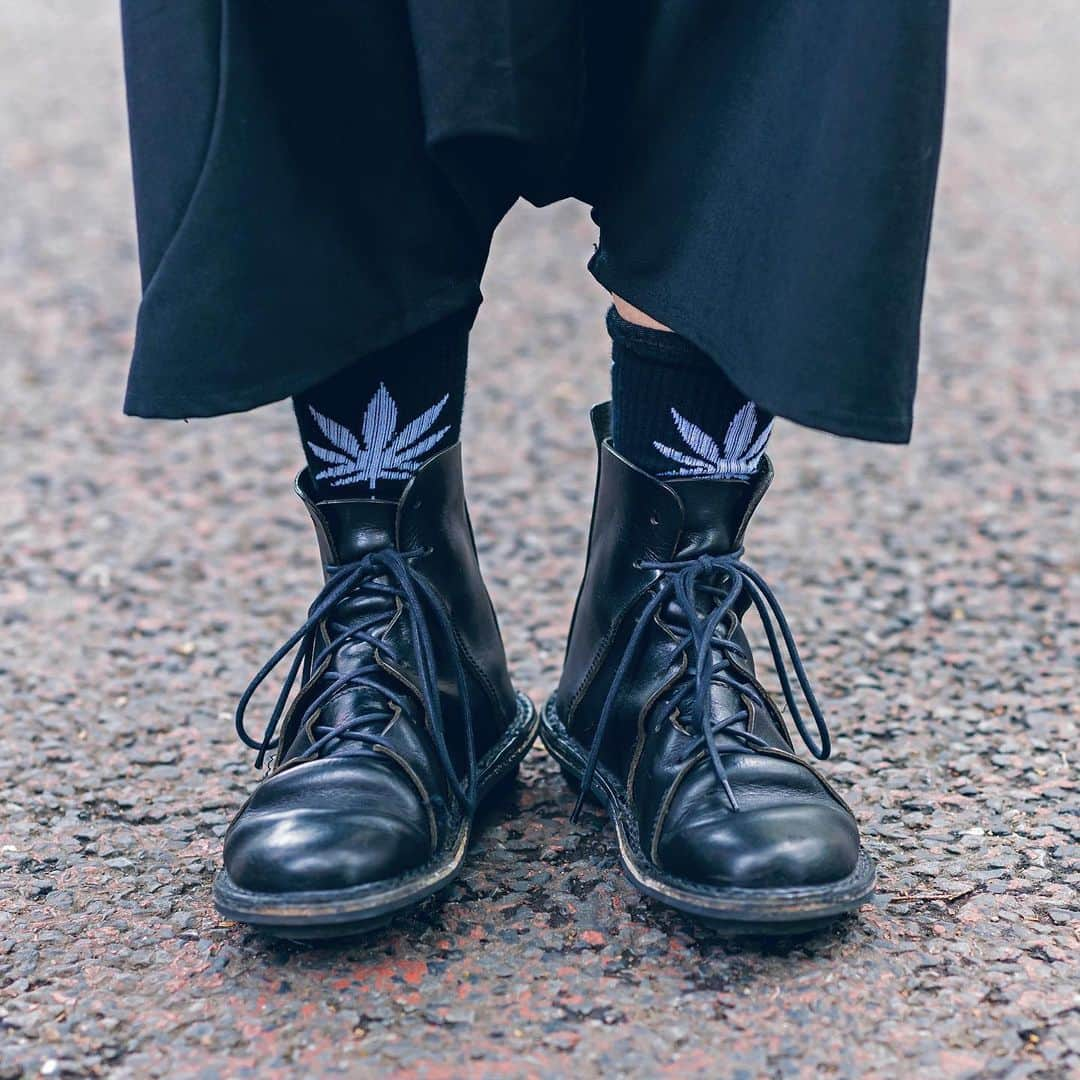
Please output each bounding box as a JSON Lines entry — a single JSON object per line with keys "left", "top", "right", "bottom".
{"left": 295, "top": 442, "right": 466, "bottom": 567}
{"left": 589, "top": 402, "right": 772, "bottom": 560}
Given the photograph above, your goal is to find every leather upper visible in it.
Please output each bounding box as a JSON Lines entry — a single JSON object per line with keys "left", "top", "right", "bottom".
{"left": 224, "top": 444, "right": 517, "bottom": 895}
{"left": 555, "top": 404, "right": 861, "bottom": 890}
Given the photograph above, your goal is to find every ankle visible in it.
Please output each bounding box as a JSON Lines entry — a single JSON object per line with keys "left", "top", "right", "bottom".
{"left": 611, "top": 294, "right": 671, "bottom": 332}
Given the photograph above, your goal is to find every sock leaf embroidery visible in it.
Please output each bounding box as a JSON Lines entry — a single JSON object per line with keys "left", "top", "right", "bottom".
{"left": 654, "top": 402, "right": 772, "bottom": 478}
{"left": 306, "top": 384, "right": 451, "bottom": 490}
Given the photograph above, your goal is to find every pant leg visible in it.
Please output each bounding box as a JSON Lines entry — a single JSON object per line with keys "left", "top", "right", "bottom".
{"left": 585, "top": 1, "right": 950, "bottom": 444}
{"left": 121, "top": 0, "right": 496, "bottom": 419}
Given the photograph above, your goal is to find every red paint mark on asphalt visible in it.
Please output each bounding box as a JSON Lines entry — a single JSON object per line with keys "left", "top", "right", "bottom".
{"left": 399, "top": 959, "right": 427, "bottom": 986}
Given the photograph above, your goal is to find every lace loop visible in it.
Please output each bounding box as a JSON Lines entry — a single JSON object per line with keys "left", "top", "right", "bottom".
{"left": 571, "top": 548, "right": 830, "bottom": 821}
{"left": 234, "top": 547, "right": 477, "bottom": 812}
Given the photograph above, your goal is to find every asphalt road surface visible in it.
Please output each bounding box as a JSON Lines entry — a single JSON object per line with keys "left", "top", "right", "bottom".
{"left": 1, "top": 3, "right": 1077, "bottom": 1077}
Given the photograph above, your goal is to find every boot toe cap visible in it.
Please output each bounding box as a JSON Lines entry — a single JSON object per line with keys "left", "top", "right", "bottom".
{"left": 657, "top": 802, "right": 861, "bottom": 890}
{"left": 223, "top": 760, "right": 435, "bottom": 894}
{"left": 225, "top": 809, "right": 433, "bottom": 894}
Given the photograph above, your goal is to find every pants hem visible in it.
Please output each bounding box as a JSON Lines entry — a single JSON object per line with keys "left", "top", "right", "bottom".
{"left": 122, "top": 279, "right": 483, "bottom": 419}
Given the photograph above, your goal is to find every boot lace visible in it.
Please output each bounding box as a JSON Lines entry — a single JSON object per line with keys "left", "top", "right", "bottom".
{"left": 572, "top": 549, "right": 830, "bottom": 820}
{"left": 234, "top": 547, "right": 477, "bottom": 812}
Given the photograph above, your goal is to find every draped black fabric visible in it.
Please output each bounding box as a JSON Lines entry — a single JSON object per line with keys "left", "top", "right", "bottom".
{"left": 120, "top": 0, "right": 949, "bottom": 443}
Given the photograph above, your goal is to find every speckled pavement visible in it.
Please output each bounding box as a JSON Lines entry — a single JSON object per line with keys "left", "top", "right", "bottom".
{"left": 1, "top": 4, "right": 1077, "bottom": 1078}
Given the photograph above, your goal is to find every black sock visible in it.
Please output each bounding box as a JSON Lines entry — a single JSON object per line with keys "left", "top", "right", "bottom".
{"left": 608, "top": 307, "right": 773, "bottom": 480}
{"left": 294, "top": 308, "right": 473, "bottom": 501}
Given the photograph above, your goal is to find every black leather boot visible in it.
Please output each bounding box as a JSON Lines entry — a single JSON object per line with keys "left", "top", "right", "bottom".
{"left": 214, "top": 444, "right": 538, "bottom": 938}
{"left": 541, "top": 405, "right": 874, "bottom": 932}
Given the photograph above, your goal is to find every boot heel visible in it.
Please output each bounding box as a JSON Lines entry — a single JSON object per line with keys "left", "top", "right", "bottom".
{"left": 559, "top": 764, "right": 581, "bottom": 790}
{"left": 482, "top": 763, "right": 521, "bottom": 805}
{"left": 559, "top": 764, "right": 601, "bottom": 806}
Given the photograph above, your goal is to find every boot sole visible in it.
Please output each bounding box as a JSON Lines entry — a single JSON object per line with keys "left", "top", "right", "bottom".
{"left": 540, "top": 697, "right": 875, "bottom": 935}
{"left": 213, "top": 692, "right": 538, "bottom": 940}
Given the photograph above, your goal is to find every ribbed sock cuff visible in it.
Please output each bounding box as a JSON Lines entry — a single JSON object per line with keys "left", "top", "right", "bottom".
{"left": 294, "top": 306, "right": 474, "bottom": 500}
{"left": 608, "top": 306, "right": 773, "bottom": 480}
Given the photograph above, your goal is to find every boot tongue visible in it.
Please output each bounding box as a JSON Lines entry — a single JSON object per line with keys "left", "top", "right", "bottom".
{"left": 315, "top": 498, "right": 398, "bottom": 564}
{"left": 306, "top": 495, "right": 400, "bottom": 646}
{"left": 668, "top": 459, "right": 773, "bottom": 558}
{"left": 295, "top": 468, "right": 401, "bottom": 565}
{"left": 286, "top": 490, "right": 402, "bottom": 765}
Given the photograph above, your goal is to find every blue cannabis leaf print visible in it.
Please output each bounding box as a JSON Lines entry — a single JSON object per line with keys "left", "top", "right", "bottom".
{"left": 306, "top": 384, "right": 451, "bottom": 490}
{"left": 654, "top": 402, "right": 772, "bottom": 478}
